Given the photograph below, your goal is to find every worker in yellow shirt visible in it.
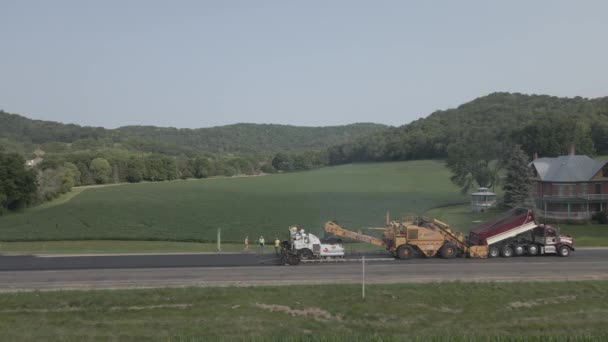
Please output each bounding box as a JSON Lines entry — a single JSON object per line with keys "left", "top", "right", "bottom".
{"left": 258, "top": 236, "right": 265, "bottom": 255}
{"left": 274, "top": 237, "right": 281, "bottom": 255}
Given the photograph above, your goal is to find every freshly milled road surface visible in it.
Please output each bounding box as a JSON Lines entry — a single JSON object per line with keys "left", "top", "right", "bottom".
{"left": 0, "top": 249, "right": 606, "bottom": 291}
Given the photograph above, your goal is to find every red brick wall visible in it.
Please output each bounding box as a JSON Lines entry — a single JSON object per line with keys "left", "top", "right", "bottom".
{"left": 531, "top": 180, "right": 608, "bottom": 197}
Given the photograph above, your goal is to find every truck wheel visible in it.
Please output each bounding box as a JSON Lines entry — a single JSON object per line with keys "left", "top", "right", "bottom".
{"left": 440, "top": 243, "right": 457, "bottom": 259}
{"left": 527, "top": 245, "right": 539, "bottom": 256}
{"left": 396, "top": 245, "right": 414, "bottom": 260}
{"left": 299, "top": 249, "right": 313, "bottom": 260}
{"left": 514, "top": 245, "right": 525, "bottom": 256}
{"left": 288, "top": 254, "right": 300, "bottom": 265}
{"left": 501, "top": 246, "right": 514, "bottom": 258}
{"left": 279, "top": 251, "right": 289, "bottom": 265}
{"left": 558, "top": 245, "right": 571, "bottom": 257}
{"left": 488, "top": 246, "right": 500, "bottom": 258}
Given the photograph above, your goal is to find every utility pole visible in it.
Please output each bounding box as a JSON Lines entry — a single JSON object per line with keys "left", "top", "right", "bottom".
{"left": 217, "top": 228, "right": 221, "bottom": 252}
{"left": 362, "top": 255, "right": 366, "bottom": 299}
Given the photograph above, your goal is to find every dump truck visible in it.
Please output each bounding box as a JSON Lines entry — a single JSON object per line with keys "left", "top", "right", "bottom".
{"left": 323, "top": 208, "right": 574, "bottom": 260}
{"left": 468, "top": 208, "right": 575, "bottom": 257}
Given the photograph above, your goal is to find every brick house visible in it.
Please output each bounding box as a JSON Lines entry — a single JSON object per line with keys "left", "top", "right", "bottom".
{"left": 529, "top": 149, "right": 608, "bottom": 221}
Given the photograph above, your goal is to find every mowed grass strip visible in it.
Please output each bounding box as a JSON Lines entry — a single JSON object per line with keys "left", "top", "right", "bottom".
{"left": 0, "top": 282, "right": 607, "bottom": 340}
{"left": 0, "top": 161, "right": 466, "bottom": 242}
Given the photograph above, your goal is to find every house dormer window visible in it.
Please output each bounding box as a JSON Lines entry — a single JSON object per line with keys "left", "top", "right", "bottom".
{"left": 603, "top": 164, "right": 608, "bottom": 177}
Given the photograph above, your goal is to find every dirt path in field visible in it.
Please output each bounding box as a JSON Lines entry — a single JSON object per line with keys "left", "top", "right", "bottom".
{"left": 255, "top": 303, "right": 343, "bottom": 321}
{"left": 507, "top": 295, "right": 577, "bottom": 309}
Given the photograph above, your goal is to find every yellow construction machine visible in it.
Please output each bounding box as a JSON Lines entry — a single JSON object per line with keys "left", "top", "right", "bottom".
{"left": 324, "top": 213, "right": 487, "bottom": 259}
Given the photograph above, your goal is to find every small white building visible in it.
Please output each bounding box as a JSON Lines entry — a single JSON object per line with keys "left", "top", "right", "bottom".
{"left": 25, "top": 157, "right": 43, "bottom": 167}
{"left": 471, "top": 187, "right": 496, "bottom": 212}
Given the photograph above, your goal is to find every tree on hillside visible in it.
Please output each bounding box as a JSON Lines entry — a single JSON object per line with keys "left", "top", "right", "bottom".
{"left": 260, "top": 163, "right": 276, "bottom": 174}
{"left": 192, "top": 157, "right": 210, "bottom": 178}
{"left": 125, "top": 158, "right": 144, "bottom": 183}
{"left": 271, "top": 152, "right": 292, "bottom": 172}
{"left": 446, "top": 134, "right": 502, "bottom": 194}
{"left": 502, "top": 145, "right": 532, "bottom": 208}
{"left": 36, "top": 162, "right": 83, "bottom": 201}
{"left": 76, "top": 162, "right": 94, "bottom": 185}
{"left": 62, "top": 162, "right": 81, "bottom": 189}
{"left": 0, "top": 151, "right": 37, "bottom": 214}
{"left": 292, "top": 153, "right": 313, "bottom": 171}
{"left": 89, "top": 158, "right": 112, "bottom": 184}
{"left": 36, "top": 168, "right": 64, "bottom": 201}
{"left": 515, "top": 116, "right": 594, "bottom": 157}
{"left": 591, "top": 120, "right": 608, "bottom": 155}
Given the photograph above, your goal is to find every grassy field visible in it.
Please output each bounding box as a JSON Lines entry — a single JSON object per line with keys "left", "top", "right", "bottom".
{"left": 0, "top": 281, "right": 607, "bottom": 340}
{"left": 427, "top": 204, "right": 608, "bottom": 247}
{"left": 0, "top": 161, "right": 466, "bottom": 243}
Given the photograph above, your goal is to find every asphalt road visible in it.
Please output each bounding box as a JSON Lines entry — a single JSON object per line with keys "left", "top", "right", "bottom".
{"left": 0, "top": 249, "right": 607, "bottom": 291}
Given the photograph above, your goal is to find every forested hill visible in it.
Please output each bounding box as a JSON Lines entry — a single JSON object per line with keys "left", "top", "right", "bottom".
{"left": 0, "top": 111, "right": 387, "bottom": 156}
{"left": 115, "top": 122, "right": 388, "bottom": 154}
{"left": 327, "top": 92, "right": 608, "bottom": 164}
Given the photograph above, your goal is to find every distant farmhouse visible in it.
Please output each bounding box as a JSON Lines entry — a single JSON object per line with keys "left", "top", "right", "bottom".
{"left": 25, "top": 157, "right": 43, "bottom": 167}
{"left": 530, "top": 147, "right": 608, "bottom": 221}
{"left": 25, "top": 148, "right": 45, "bottom": 167}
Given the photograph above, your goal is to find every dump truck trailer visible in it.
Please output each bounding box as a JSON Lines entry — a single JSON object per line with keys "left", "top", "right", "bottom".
{"left": 467, "top": 208, "right": 575, "bottom": 258}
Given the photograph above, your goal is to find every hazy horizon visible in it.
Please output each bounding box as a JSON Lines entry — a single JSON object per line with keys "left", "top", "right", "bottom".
{"left": 2, "top": 0, "right": 607, "bottom": 129}
{"left": 2, "top": 91, "right": 606, "bottom": 130}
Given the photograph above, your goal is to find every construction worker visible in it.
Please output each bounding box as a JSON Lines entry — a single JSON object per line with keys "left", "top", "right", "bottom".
{"left": 244, "top": 236, "right": 249, "bottom": 252}
{"left": 258, "top": 236, "right": 265, "bottom": 255}
{"left": 274, "top": 237, "right": 280, "bottom": 255}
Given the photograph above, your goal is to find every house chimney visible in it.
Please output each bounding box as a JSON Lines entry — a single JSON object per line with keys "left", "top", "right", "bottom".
{"left": 533, "top": 152, "right": 538, "bottom": 160}
{"left": 569, "top": 144, "right": 576, "bottom": 156}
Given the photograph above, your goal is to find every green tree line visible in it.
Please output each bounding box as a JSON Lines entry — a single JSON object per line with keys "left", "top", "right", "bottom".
{"left": 326, "top": 93, "right": 608, "bottom": 164}
{"left": 0, "top": 147, "right": 276, "bottom": 213}
{"left": 0, "top": 111, "right": 387, "bottom": 156}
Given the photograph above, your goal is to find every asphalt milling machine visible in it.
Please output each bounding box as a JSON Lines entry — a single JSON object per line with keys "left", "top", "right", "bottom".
{"left": 278, "top": 208, "right": 575, "bottom": 265}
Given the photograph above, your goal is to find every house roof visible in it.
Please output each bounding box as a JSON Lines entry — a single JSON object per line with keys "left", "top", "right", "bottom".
{"left": 530, "top": 155, "right": 607, "bottom": 182}
{"left": 471, "top": 187, "right": 496, "bottom": 196}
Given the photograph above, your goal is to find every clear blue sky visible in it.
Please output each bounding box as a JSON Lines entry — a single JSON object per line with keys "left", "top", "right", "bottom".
{"left": 1, "top": 0, "right": 607, "bottom": 128}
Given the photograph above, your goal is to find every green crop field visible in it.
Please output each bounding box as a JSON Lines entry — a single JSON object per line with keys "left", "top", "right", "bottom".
{"left": 0, "top": 161, "right": 467, "bottom": 243}
{"left": 1, "top": 281, "right": 607, "bottom": 340}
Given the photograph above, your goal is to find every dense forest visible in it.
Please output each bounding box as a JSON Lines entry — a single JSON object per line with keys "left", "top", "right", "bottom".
{"left": 326, "top": 93, "right": 608, "bottom": 165}
{"left": 0, "top": 111, "right": 387, "bottom": 156}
